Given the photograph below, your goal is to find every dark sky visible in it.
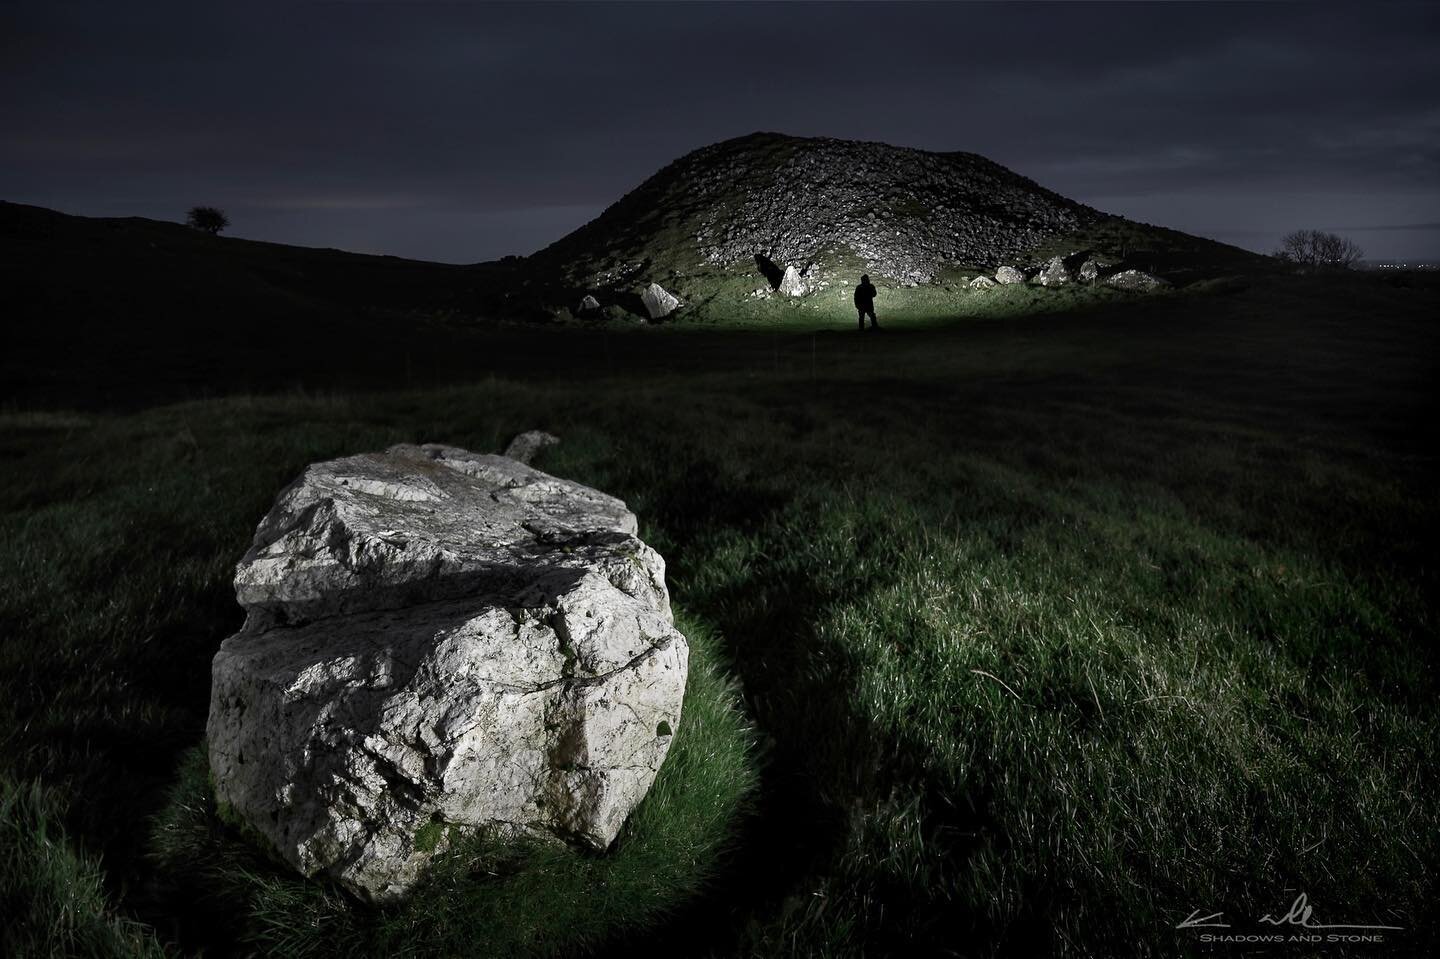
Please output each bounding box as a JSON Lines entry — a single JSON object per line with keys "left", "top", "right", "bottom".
{"left": 3, "top": 2, "right": 1437, "bottom": 263}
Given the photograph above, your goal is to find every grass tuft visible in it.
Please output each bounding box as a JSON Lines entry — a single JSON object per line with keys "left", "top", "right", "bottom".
{"left": 0, "top": 777, "right": 168, "bottom": 958}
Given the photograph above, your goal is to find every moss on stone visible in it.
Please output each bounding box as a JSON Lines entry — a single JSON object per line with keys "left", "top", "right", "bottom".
{"left": 413, "top": 816, "right": 445, "bottom": 854}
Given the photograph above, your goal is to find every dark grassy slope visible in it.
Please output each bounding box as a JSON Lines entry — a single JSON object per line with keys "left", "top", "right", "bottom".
{"left": 0, "top": 201, "right": 517, "bottom": 408}
{"left": 2, "top": 271, "right": 1437, "bottom": 956}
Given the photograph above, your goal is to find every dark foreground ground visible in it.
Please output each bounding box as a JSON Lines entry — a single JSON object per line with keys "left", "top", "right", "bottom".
{"left": 2, "top": 270, "right": 1438, "bottom": 957}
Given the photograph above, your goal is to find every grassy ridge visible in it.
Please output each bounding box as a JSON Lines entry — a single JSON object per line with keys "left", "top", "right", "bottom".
{"left": 1, "top": 272, "right": 1437, "bottom": 955}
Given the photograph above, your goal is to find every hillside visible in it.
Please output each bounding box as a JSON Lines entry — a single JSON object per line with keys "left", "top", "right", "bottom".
{"left": 0, "top": 199, "right": 496, "bottom": 320}
{"left": 528, "top": 132, "right": 1268, "bottom": 317}
{"left": 535, "top": 132, "right": 1100, "bottom": 285}
{"left": 2, "top": 133, "right": 1276, "bottom": 402}
{"left": 0, "top": 201, "right": 514, "bottom": 405}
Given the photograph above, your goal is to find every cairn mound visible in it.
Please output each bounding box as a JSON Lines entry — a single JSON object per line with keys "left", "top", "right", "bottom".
{"left": 532, "top": 132, "right": 1102, "bottom": 294}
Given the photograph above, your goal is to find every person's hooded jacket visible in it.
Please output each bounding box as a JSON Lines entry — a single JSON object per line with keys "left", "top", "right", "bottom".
{"left": 854, "top": 276, "right": 877, "bottom": 308}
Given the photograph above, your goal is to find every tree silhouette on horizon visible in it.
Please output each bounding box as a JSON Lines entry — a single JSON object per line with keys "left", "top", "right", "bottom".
{"left": 186, "top": 206, "right": 229, "bottom": 235}
{"left": 1275, "top": 229, "right": 1363, "bottom": 271}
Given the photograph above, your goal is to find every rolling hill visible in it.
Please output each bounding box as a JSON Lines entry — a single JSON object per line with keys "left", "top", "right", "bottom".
{"left": 2, "top": 133, "right": 1274, "bottom": 403}
{"left": 0, "top": 200, "right": 516, "bottom": 406}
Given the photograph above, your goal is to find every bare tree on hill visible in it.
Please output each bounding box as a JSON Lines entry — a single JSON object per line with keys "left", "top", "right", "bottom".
{"left": 187, "top": 206, "right": 230, "bottom": 235}
{"left": 1274, "top": 229, "right": 1363, "bottom": 271}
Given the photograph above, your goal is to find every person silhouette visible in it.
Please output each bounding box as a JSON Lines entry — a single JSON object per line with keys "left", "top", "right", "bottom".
{"left": 854, "top": 274, "right": 879, "bottom": 331}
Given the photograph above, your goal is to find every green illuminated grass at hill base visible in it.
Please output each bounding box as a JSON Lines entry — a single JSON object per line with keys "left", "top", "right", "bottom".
{"left": 538, "top": 216, "right": 1266, "bottom": 327}
{"left": 603, "top": 263, "right": 1175, "bottom": 329}
{"left": 1, "top": 272, "right": 1437, "bottom": 956}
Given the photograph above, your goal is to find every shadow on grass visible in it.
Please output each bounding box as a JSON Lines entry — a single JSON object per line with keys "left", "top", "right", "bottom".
{"left": 600, "top": 480, "right": 1006, "bottom": 954}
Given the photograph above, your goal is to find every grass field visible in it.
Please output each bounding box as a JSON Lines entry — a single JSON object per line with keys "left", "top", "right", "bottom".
{"left": 2, "top": 271, "right": 1437, "bottom": 956}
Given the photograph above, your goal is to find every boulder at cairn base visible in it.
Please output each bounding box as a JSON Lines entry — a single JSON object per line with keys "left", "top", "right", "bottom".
{"left": 778, "top": 264, "right": 807, "bottom": 297}
{"left": 639, "top": 282, "right": 680, "bottom": 319}
{"left": 1105, "top": 269, "right": 1169, "bottom": 292}
{"left": 968, "top": 275, "right": 997, "bottom": 291}
{"left": 1037, "top": 255, "right": 1072, "bottom": 287}
{"left": 1077, "top": 258, "right": 1112, "bottom": 283}
{"left": 207, "top": 443, "right": 688, "bottom": 903}
{"left": 994, "top": 265, "right": 1026, "bottom": 285}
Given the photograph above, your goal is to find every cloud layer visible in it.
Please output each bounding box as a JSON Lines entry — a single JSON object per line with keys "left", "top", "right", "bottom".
{"left": 3, "top": 2, "right": 1436, "bottom": 261}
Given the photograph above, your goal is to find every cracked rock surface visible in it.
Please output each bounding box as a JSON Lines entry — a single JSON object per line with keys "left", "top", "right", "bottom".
{"left": 207, "top": 443, "right": 688, "bottom": 902}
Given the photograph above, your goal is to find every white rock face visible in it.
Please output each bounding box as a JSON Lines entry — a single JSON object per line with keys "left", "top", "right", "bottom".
{"left": 968, "top": 275, "right": 997, "bottom": 291}
{"left": 207, "top": 444, "right": 688, "bottom": 903}
{"left": 1105, "top": 269, "right": 1169, "bottom": 292}
{"left": 578, "top": 294, "right": 601, "bottom": 312}
{"left": 1037, "top": 256, "right": 1072, "bottom": 287}
{"left": 995, "top": 265, "right": 1026, "bottom": 285}
{"left": 778, "top": 264, "right": 806, "bottom": 297}
{"left": 639, "top": 282, "right": 680, "bottom": 319}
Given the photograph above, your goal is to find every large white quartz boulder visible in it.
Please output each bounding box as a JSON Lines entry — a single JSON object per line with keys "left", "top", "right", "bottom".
{"left": 994, "top": 265, "right": 1026, "bottom": 285}
{"left": 207, "top": 443, "right": 688, "bottom": 902}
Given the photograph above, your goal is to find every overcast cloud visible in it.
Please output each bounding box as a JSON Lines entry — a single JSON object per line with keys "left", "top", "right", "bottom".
{"left": 3, "top": 2, "right": 1436, "bottom": 262}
